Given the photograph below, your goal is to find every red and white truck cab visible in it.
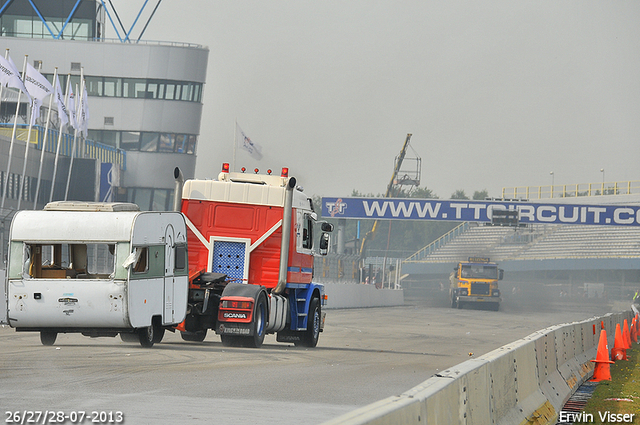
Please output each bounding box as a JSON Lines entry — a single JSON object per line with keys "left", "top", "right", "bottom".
{"left": 174, "top": 164, "right": 332, "bottom": 348}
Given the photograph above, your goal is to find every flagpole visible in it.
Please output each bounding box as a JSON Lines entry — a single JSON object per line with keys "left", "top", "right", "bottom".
{"left": 33, "top": 67, "right": 57, "bottom": 209}
{"left": 64, "top": 81, "right": 81, "bottom": 201}
{"left": 65, "top": 73, "right": 83, "bottom": 201}
{"left": 17, "top": 60, "right": 44, "bottom": 210}
{"left": 232, "top": 118, "right": 237, "bottom": 172}
{"left": 0, "top": 49, "right": 8, "bottom": 126}
{"left": 1, "top": 55, "right": 28, "bottom": 211}
{"left": 50, "top": 74, "right": 70, "bottom": 202}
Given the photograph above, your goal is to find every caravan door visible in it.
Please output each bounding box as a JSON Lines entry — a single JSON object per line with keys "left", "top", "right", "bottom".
{"left": 1, "top": 269, "right": 7, "bottom": 325}
{"left": 164, "top": 225, "right": 175, "bottom": 324}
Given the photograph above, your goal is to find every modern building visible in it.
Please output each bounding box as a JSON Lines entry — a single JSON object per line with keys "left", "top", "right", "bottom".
{"left": 0, "top": 0, "right": 208, "bottom": 261}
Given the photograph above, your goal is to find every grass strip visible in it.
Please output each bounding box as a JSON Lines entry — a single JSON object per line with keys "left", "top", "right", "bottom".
{"left": 582, "top": 346, "right": 640, "bottom": 423}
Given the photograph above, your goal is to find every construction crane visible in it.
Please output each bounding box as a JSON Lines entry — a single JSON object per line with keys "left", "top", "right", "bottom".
{"left": 359, "top": 133, "right": 419, "bottom": 259}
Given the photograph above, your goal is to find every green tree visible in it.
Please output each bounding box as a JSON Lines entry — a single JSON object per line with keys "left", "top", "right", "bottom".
{"left": 450, "top": 189, "right": 468, "bottom": 199}
{"left": 472, "top": 189, "right": 489, "bottom": 200}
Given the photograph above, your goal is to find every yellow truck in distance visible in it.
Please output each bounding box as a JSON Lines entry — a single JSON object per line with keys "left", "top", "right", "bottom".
{"left": 450, "top": 257, "right": 503, "bottom": 311}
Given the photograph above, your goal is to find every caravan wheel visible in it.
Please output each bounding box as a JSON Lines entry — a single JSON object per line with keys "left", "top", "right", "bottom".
{"left": 138, "top": 326, "right": 155, "bottom": 348}
{"left": 40, "top": 331, "right": 57, "bottom": 346}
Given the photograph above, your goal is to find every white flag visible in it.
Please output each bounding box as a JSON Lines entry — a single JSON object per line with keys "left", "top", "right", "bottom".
{"left": 24, "top": 63, "right": 53, "bottom": 100}
{"left": 25, "top": 63, "right": 53, "bottom": 126}
{"left": 0, "top": 55, "right": 30, "bottom": 100}
{"left": 29, "top": 97, "right": 42, "bottom": 126}
{"left": 81, "top": 83, "right": 89, "bottom": 137}
{"left": 54, "top": 75, "right": 69, "bottom": 128}
{"left": 236, "top": 123, "right": 263, "bottom": 160}
{"left": 67, "top": 85, "right": 77, "bottom": 130}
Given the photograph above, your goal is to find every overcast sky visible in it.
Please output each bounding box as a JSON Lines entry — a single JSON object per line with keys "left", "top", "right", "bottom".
{"left": 113, "top": 1, "right": 640, "bottom": 200}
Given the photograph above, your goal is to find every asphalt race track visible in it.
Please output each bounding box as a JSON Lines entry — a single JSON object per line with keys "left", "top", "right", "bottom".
{"left": 0, "top": 296, "right": 616, "bottom": 425}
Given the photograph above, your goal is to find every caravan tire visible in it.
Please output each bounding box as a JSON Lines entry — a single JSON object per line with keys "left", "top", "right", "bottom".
{"left": 138, "top": 326, "right": 155, "bottom": 348}
{"left": 40, "top": 331, "right": 57, "bottom": 346}
{"left": 120, "top": 332, "right": 139, "bottom": 343}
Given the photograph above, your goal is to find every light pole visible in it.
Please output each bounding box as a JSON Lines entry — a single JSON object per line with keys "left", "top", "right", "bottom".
{"left": 600, "top": 168, "right": 605, "bottom": 195}
{"left": 550, "top": 171, "right": 554, "bottom": 197}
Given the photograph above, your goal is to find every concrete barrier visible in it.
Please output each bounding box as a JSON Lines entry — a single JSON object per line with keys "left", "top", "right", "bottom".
{"left": 322, "top": 283, "right": 404, "bottom": 309}
{"left": 322, "top": 310, "right": 634, "bottom": 425}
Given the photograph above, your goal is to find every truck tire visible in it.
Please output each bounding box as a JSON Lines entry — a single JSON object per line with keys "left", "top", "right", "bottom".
{"left": 40, "top": 331, "right": 57, "bottom": 346}
{"left": 457, "top": 300, "right": 464, "bottom": 309}
{"left": 181, "top": 329, "right": 207, "bottom": 342}
{"left": 295, "top": 297, "right": 320, "bottom": 348}
{"left": 491, "top": 303, "right": 500, "bottom": 311}
{"left": 450, "top": 296, "right": 457, "bottom": 308}
{"left": 244, "top": 292, "right": 267, "bottom": 348}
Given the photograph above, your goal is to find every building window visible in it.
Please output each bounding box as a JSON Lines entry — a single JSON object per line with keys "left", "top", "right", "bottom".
{"left": 120, "top": 131, "right": 140, "bottom": 150}
{"left": 140, "top": 132, "right": 159, "bottom": 152}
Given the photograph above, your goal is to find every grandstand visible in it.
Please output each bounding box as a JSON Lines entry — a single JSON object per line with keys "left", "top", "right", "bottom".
{"left": 402, "top": 193, "right": 640, "bottom": 294}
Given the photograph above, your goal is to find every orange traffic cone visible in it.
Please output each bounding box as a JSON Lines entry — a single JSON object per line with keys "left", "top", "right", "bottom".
{"left": 591, "top": 329, "right": 614, "bottom": 382}
{"left": 632, "top": 318, "right": 638, "bottom": 344}
{"left": 611, "top": 323, "right": 627, "bottom": 361}
{"left": 636, "top": 314, "right": 640, "bottom": 338}
{"left": 623, "top": 319, "right": 632, "bottom": 349}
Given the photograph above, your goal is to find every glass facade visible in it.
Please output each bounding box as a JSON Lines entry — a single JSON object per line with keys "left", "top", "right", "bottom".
{"left": 1, "top": 15, "right": 92, "bottom": 40}
{"left": 87, "top": 130, "right": 197, "bottom": 154}
{"left": 116, "top": 187, "right": 175, "bottom": 212}
{"left": 46, "top": 74, "right": 203, "bottom": 103}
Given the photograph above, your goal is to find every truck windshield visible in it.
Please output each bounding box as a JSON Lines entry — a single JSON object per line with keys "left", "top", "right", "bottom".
{"left": 22, "top": 243, "right": 116, "bottom": 279}
{"left": 460, "top": 264, "right": 498, "bottom": 279}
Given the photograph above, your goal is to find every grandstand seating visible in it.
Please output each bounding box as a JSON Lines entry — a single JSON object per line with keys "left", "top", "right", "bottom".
{"left": 408, "top": 223, "right": 640, "bottom": 263}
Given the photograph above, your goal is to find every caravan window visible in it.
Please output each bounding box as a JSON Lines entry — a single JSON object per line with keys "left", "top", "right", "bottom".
{"left": 175, "top": 244, "right": 186, "bottom": 271}
{"left": 21, "top": 243, "right": 116, "bottom": 279}
{"left": 133, "top": 247, "right": 149, "bottom": 274}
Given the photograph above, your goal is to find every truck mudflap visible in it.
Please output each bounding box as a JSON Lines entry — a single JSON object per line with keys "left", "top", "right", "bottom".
{"left": 216, "top": 282, "right": 266, "bottom": 334}
{"left": 218, "top": 321, "right": 253, "bottom": 336}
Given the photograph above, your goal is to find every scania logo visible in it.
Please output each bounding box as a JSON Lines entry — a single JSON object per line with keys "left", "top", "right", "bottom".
{"left": 223, "top": 312, "right": 247, "bottom": 319}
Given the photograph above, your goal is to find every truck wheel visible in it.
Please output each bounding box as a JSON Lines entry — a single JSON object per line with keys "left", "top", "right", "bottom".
{"left": 40, "top": 331, "right": 57, "bottom": 346}
{"left": 181, "top": 329, "right": 207, "bottom": 342}
{"left": 450, "top": 296, "right": 457, "bottom": 308}
{"left": 245, "top": 292, "right": 267, "bottom": 348}
{"left": 491, "top": 303, "right": 500, "bottom": 312}
{"left": 138, "top": 326, "right": 155, "bottom": 348}
{"left": 295, "top": 297, "right": 320, "bottom": 348}
{"left": 457, "top": 300, "right": 464, "bottom": 309}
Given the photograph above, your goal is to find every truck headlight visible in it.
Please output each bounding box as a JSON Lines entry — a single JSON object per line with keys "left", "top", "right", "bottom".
{"left": 492, "top": 290, "right": 500, "bottom": 297}
{"left": 459, "top": 288, "right": 468, "bottom": 296}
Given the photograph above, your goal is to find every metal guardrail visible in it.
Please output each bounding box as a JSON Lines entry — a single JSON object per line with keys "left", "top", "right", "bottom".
{"left": 0, "top": 124, "right": 126, "bottom": 170}
{"left": 502, "top": 181, "right": 640, "bottom": 199}
{"left": 404, "top": 222, "right": 469, "bottom": 262}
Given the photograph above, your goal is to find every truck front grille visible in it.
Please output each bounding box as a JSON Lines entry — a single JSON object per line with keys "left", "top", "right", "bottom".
{"left": 470, "top": 282, "right": 491, "bottom": 296}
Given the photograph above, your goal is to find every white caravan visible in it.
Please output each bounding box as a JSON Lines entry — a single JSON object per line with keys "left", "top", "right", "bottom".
{"left": 3, "top": 202, "right": 188, "bottom": 347}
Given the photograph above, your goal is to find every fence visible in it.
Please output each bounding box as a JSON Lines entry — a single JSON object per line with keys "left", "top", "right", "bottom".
{"left": 0, "top": 124, "right": 126, "bottom": 170}
{"left": 502, "top": 181, "right": 640, "bottom": 199}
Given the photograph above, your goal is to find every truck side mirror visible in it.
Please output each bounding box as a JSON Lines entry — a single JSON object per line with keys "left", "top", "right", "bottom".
{"left": 499, "top": 269, "right": 504, "bottom": 280}
{"left": 321, "top": 222, "right": 334, "bottom": 232}
{"left": 319, "top": 232, "right": 330, "bottom": 255}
